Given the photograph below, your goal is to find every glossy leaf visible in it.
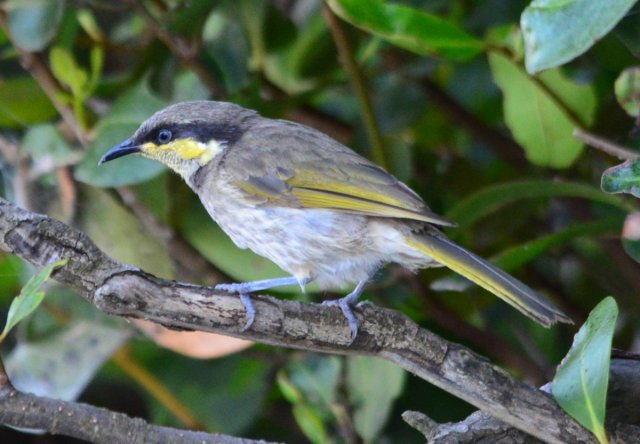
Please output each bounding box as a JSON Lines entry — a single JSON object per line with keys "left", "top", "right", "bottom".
{"left": 74, "top": 82, "right": 168, "bottom": 187}
{"left": 347, "top": 356, "right": 406, "bottom": 441}
{"left": 614, "top": 67, "right": 640, "bottom": 117}
{"left": 6, "top": 0, "right": 64, "bottom": 51}
{"left": 446, "top": 180, "right": 630, "bottom": 232}
{"left": 489, "top": 52, "right": 596, "bottom": 168}
{"left": 0, "top": 77, "right": 57, "bottom": 128}
{"left": 522, "top": 0, "right": 636, "bottom": 74}
{"left": 0, "top": 259, "right": 67, "bottom": 342}
{"left": 553, "top": 297, "right": 618, "bottom": 444}
{"left": 328, "top": 0, "right": 483, "bottom": 60}
{"left": 6, "top": 321, "right": 130, "bottom": 400}
{"left": 601, "top": 159, "right": 640, "bottom": 198}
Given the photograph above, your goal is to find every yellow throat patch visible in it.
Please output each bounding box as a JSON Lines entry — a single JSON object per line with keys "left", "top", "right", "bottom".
{"left": 142, "top": 138, "right": 225, "bottom": 165}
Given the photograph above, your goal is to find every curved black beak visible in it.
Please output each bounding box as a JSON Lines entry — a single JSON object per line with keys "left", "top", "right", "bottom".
{"left": 99, "top": 139, "right": 141, "bottom": 164}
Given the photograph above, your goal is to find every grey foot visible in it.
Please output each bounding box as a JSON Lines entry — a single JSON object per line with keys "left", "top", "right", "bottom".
{"left": 215, "top": 282, "right": 252, "bottom": 293}
{"left": 323, "top": 297, "right": 359, "bottom": 344}
{"left": 215, "top": 283, "right": 255, "bottom": 331}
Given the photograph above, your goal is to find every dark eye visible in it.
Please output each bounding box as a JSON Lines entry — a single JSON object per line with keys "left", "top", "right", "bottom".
{"left": 156, "top": 129, "right": 173, "bottom": 144}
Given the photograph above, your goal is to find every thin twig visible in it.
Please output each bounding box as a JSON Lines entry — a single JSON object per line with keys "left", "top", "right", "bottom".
{"left": 574, "top": 128, "right": 639, "bottom": 161}
{"left": 323, "top": 4, "right": 388, "bottom": 170}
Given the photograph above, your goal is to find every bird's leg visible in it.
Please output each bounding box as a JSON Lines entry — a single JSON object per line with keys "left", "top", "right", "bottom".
{"left": 216, "top": 276, "right": 312, "bottom": 331}
{"left": 322, "top": 276, "right": 372, "bottom": 344}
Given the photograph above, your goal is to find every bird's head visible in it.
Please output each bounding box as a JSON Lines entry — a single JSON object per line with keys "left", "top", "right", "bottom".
{"left": 100, "top": 100, "right": 257, "bottom": 181}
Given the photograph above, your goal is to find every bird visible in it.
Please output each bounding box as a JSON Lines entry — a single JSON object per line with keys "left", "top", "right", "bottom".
{"left": 100, "top": 100, "right": 572, "bottom": 342}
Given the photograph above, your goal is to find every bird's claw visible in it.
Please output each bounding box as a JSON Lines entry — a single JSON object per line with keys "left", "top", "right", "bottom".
{"left": 215, "top": 283, "right": 255, "bottom": 331}
{"left": 240, "top": 293, "right": 256, "bottom": 332}
{"left": 323, "top": 298, "right": 359, "bottom": 344}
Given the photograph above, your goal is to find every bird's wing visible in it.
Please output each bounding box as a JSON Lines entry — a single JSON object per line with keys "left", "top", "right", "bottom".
{"left": 224, "top": 120, "right": 454, "bottom": 226}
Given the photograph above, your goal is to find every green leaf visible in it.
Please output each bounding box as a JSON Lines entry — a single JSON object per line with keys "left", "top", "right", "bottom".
{"left": 6, "top": 320, "right": 130, "bottom": 400}
{"left": 74, "top": 82, "right": 168, "bottom": 187}
{"left": 488, "top": 52, "right": 596, "bottom": 168}
{"left": 0, "top": 77, "right": 57, "bottom": 128}
{"left": 446, "top": 180, "right": 630, "bottom": 232}
{"left": 6, "top": 0, "right": 64, "bottom": 51}
{"left": 553, "top": 297, "right": 618, "bottom": 444}
{"left": 50, "top": 46, "right": 89, "bottom": 98}
{"left": 522, "top": 0, "right": 636, "bottom": 74}
{"left": 76, "top": 9, "right": 104, "bottom": 43}
{"left": 278, "top": 356, "right": 341, "bottom": 444}
{"left": 287, "top": 355, "right": 341, "bottom": 413}
{"left": 614, "top": 67, "right": 640, "bottom": 117}
{"left": 328, "top": 0, "right": 484, "bottom": 60}
{"left": 347, "top": 356, "right": 406, "bottom": 441}
{"left": 601, "top": 159, "right": 640, "bottom": 197}
{"left": 292, "top": 404, "right": 332, "bottom": 444}
{"left": 276, "top": 371, "right": 302, "bottom": 403}
{"left": 88, "top": 45, "right": 105, "bottom": 94}
{"left": 0, "top": 259, "right": 67, "bottom": 342}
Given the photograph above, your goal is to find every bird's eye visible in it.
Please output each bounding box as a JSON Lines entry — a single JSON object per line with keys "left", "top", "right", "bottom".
{"left": 156, "top": 129, "right": 173, "bottom": 144}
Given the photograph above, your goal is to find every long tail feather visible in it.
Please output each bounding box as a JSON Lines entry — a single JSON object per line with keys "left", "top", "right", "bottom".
{"left": 406, "top": 234, "right": 573, "bottom": 327}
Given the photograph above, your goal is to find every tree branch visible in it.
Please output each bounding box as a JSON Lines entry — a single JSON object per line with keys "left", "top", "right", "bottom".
{"left": 403, "top": 359, "right": 640, "bottom": 443}
{"left": 0, "top": 357, "right": 266, "bottom": 444}
{"left": 0, "top": 197, "right": 595, "bottom": 443}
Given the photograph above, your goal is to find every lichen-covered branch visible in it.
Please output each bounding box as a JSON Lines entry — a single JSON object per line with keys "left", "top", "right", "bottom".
{"left": 0, "top": 197, "right": 595, "bottom": 443}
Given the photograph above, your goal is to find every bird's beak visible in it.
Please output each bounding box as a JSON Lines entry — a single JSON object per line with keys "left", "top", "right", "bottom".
{"left": 99, "top": 139, "right": 141, "bottom": 164}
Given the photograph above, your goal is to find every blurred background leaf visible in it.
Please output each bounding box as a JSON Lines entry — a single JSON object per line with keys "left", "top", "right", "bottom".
{"left": 553, "top": 297, "right": 618, "bottom": 444}
{"left": 522, "top": 0, "right": 636, "bottom": 74}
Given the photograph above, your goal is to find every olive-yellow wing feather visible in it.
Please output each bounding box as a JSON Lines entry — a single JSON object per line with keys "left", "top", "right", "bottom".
{"left": 227, "top": 120, "right": 454, "bottom": 226}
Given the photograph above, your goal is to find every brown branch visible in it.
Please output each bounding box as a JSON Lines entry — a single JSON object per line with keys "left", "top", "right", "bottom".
{"left": 0, "top": 356, "right": 266, "bottom": 444}
{"left": 403, "top": 359, "right": 640, "bottom": 443}
{"left": 0, "top": 197, "right": 597, "bottom": 443}
{"left": 573, "top": 128, "right": 639, "bottom": 161}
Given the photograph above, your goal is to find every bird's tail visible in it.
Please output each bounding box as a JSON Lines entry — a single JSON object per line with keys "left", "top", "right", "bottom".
{"left": 405, "top": 233, "right": 573, "bottom": 327}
